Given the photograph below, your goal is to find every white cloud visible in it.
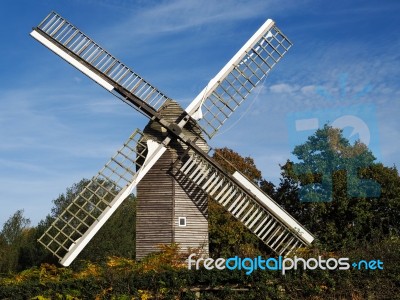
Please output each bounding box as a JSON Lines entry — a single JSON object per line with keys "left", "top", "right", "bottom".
{"left": 96, "top": 0, "right": 309, "bottom": 50}
{"left": 300, "top": 85, "right": 316, "bottom": 95}
{"left": 269, "top": 83, "right": 297, "bottom": 94}
{"left": 109, "top": 0, "right": 284, "bottom": 33}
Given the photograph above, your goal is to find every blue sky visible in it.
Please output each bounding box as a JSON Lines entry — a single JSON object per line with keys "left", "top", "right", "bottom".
{"left": 1, "top": 0, "right": 399, "bottom": 226}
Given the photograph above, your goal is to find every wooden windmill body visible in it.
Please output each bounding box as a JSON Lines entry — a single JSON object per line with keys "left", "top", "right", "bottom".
{"left": 136, "top": 100, "right": 209, "bottom": 259}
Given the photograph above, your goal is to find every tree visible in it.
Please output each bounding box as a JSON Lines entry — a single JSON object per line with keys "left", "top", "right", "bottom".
{"left": 12, "top": 180, "right": 94, "bottom": 271}
{"left": 8, "top": 179, "right": 137, "bottom": 270}
{"left": 208, "top": 148, "right": 274, "bottom": 257}
{"left": 1, "top": 210, "right": 30, "bottom": 245}
{"left": 276, "top": 125, "right": 399, "bottom": 250}
{"left": 47, "top": 178, "right": 137, "bottom": 265}
{"left": 213, "top": 147, "right": 262, "bottom": 184}
{"left": 0, "top": 210, "right": 31, "bottom": 273}
{"left": 51, "top": 179, "right": 90, "bottom": 218}
{"left": 361, "top": 163, "right": 400, "bottom": 238}
{"left": 17, "top": 225, "right": 57, "bottom": 271}
{"left": 78, "top": 195, "right": 136, "bottom": 263}
{"left": 291, "top": 124, "right": 379, "bottom": 202}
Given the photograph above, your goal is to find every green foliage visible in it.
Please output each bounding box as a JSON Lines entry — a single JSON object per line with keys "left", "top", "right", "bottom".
{"left": 77, "top": 195, "right": 136, "bottom": 265}
{"left": 362, "top": 163, "right": 400, "bottom": 237}
{"left": 291, "top": 124, "right": 378, "bottom": 202}
{"left": 213, "top": 147, "right": 262, "bottom": 184}
{"left": 209, "top": 148, "right": 273, "bottom": 258}
{"left": 40, "top": 179, "right": 136, "bottom": 267}
{"left": 0, "top": 179, "right": 137, "bottom": 273}
{"left": 208, "top": 199, "right": 267, "bottom": 258}
{"left": 1, "top": 210, "right": 30, "bottom": 245}
{"left": 50, "top": 179, "right": 91, "bottom": 218}
{"left": 0, "top": 238, "right": 399, "bottom": 299}
{"left": 48, "top": 178, "right": 137, "bottom": 266}
{"left": 0, "top": 210, "right": 31, "bottom": 273}
{"left": 277, "top": 125, "right": 400, "bottom": 250}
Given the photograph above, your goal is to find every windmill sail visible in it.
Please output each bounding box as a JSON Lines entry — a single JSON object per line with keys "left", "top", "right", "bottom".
{"left": 38, "top": 130, "right": 167, "bottom": 266}
{"left": 174, "top": 151, "right": 314, "bottom": 256}
{"left": 30, "top": 11, "right": 169, "bottom": 117}
{"left": 185, "top": 19, "right": 292, "bottom": 139}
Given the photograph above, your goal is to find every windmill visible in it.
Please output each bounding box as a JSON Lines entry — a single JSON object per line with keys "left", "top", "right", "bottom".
{"left": 31, "top": 11, "right": 314, "bottom": 266}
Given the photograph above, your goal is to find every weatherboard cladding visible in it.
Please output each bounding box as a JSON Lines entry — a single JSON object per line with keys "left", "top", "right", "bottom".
{"left": 136, "top": 99, "right": 209, "bottom": 260}
{"left": 136, "top": 150, "right": 174, "bottom": 259}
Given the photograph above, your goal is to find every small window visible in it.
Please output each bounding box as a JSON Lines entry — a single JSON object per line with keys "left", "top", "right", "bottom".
{"left": 178, "top": 217, "right": 187, "bottom": 227}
